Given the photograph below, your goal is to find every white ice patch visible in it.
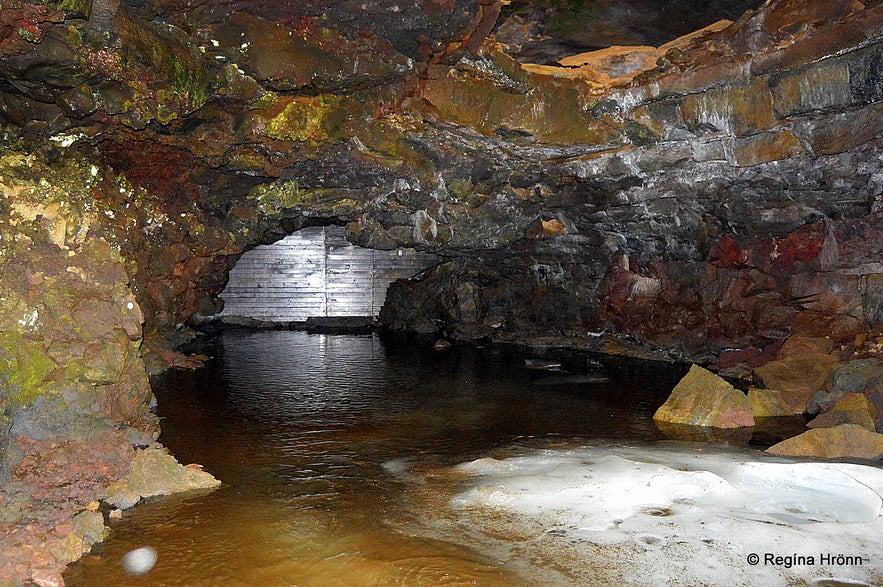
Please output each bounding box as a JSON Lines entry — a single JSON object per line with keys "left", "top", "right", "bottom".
{"left": 49, "top": 132, "right": 84, "bottom": 148}
{"left": 17, "top": 309, "right": 39, "bottom": 330}
{"left": 444, "top": 445, "right": 883, "bottom": 587}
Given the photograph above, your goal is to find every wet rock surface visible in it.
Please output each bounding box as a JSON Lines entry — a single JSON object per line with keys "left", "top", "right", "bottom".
{"left": 3, "top": 0, "right": 883, "bottom": 582}
{"left": 0, "top": 140, "right": 224, "bottom": 583}
{"left": 104, "top": 446, "right": 221, "bottom": 506}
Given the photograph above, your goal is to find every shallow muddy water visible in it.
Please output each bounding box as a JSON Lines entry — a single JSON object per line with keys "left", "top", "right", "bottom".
{"left": 62, "top": 330, "right": 759, "bottom": 586}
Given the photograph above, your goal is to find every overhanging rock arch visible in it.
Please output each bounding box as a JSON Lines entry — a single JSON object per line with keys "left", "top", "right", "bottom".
{"left": 219, "top": 226, "right": 440, "bottom": 324}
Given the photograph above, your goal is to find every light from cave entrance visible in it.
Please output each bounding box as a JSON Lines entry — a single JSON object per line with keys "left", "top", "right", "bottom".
{"left": 219, "top": 226, "right": 439, "bottom": 322}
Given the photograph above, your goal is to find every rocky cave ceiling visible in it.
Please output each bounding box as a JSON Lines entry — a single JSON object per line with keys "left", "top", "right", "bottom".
{"left": 497, "top": 0, "right": 761, "bottom": 63}
{"left": 2, "top": 0, "right": 883, "bottom": 365}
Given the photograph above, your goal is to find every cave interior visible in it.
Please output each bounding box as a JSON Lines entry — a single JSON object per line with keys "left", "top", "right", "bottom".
{"left": 3, "top": 0, "right": 883, "bottom": 583}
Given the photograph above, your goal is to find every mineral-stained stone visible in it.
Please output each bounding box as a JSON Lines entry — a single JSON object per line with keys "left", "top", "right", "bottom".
{"left": 653, "top": 365, "right": 755, "bottom": 428}
{"left": 766, "top": 424, "right": 883, "bottom": 460}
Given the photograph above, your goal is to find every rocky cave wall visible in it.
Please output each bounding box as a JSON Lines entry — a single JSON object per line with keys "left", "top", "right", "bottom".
{"left": 2, "top": 0, "right": 883, "bottom": 469}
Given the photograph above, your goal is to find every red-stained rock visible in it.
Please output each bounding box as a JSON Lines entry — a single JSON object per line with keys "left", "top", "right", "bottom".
{"left": 710, "top": 233, "right": 755, "bottom": 269}
{"left": 0, "top": 4, "right": 63, "bottom": 57}
{"left": 762, "top": 221, "right": 829, "bottom": 273}
{"left": 714, "top": 347, "right": 780, "bottom": 378}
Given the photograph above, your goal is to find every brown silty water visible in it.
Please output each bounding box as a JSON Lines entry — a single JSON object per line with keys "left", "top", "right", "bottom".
{"left": 63, "top": 330, "right": 794, "bottom": 586}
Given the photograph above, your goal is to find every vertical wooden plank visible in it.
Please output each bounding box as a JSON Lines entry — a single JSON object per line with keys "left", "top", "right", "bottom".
{"left": 221, "top": 225, "right": 439, "bottom": 321}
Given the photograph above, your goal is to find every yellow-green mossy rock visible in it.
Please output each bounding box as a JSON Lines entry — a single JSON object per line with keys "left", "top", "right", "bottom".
{"left": 72, "top": 510, "right": 108, "bottom": 545}
{"left": 766, "top": 424, "right": 883, "bottom": 460}
{"left": 126, "top": 447, "right": 221, "bottom": 498}
{"left": 747, "top": 387, "right": 792, "bottom": 418}
{"left": 104, "top": 446, "right": 221, "bottom": 509}
{"left": 807, "top": 392, "right": 877, "bottom": 431}
{"left": 653, "top": 365, "right": 755, "bottom": 428}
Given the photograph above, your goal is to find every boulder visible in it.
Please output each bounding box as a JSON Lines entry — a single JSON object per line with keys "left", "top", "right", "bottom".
{"left": 653, "top": 365, "right": 754, "bottom": 428}
{"left": 806, "top": 388, "right": 849, "bottom": 415}
{"left": 830, "top": 358, "right": 883, "bottom": 394}
{"left": 103, "top": 447, "right": 221, "bottom": 509}
{"left": 71, "top": 510, "right": 108, "bottom": 546}
{"left": 752, "top": 353, "right": 839, "bottom": 414}
{"left": 746, "top": 387, "right": 792, "bottom": 418}
{"left": 807, "top": 393, "right": 877, "bottom": 431}
{"left": 766, "top": 424, "right": 883, "bottom": 460}
{"left": 809, "top": 358, "right": 883, "bottom": 415}
{"left": 775, "top": 335, "right": 835, "bottom": 359}
{"left": 127, "top": 447, "right": 221, "bottom": 498}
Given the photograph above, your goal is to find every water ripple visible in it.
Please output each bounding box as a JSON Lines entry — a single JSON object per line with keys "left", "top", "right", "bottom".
{"left": 65, "top": 331, "right": 686, "bottom": 587}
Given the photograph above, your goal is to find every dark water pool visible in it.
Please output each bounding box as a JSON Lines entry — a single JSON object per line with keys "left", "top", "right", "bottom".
{"left": 64, "top": 330, "right": 699, "bottom": 586}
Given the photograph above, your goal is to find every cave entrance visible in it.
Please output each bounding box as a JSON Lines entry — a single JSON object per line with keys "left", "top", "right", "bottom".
{"left": 218, "top": 226, "right": 439, "bottom": 324}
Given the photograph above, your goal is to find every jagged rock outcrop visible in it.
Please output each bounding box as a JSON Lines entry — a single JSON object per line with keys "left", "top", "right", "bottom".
{"left": 653, "top": 364, "right": 755, "bottom": 428}
{"left": 0, "top": 145, "right": 157, "bottom": 476}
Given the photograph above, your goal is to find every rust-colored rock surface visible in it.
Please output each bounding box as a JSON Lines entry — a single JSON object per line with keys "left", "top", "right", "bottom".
{"left": 752, "top": 353, "right": 841, "bottom": 414}
{"left": 807, "top": 392, "right": 878, "bottom": 431}
{"left": 766, "top": 424, "right": 883, "bottom": 460}
{"left": 747, "top": 388, "right": 792, "bottom": 418}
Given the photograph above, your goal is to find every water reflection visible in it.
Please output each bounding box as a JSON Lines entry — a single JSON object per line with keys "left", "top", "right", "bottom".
{"left": 65, "top": 331, "right": 687, "bottom": 586}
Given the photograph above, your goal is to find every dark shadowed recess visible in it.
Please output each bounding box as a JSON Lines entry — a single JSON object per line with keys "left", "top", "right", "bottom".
{"left": 497, "top": 0, "right": 763, "bottom": 64}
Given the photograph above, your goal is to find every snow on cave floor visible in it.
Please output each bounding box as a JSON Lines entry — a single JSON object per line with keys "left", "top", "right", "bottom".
{"left": 396, "top": 443, "right": 883, "bottom": 587}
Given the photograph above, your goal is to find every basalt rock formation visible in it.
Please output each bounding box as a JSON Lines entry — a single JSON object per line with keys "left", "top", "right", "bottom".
{"left": 3, "top": 0, "right": 883, "bottom": 580}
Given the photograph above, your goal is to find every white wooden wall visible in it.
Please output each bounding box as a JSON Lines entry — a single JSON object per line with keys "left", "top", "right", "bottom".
{"left": 220, "top": 226, "right": 439, "bottom": 321}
